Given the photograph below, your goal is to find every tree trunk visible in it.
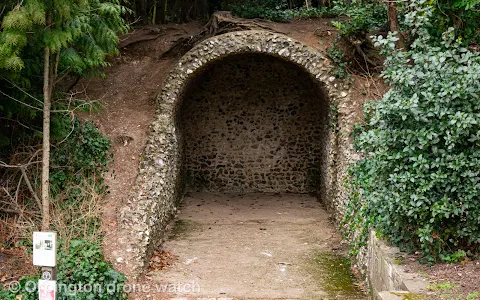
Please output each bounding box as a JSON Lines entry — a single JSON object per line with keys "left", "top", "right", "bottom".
{"left": 156, "top": 0, "right": 166, "bottom": 24}
{"left": 41, "top": 45, "right": 51, "bottom": 231}
{"left": 387, "top": 2, "right": 406, "bottom": 49}
{"left": 136, "top": 0, "right": 148, "bottom": 24}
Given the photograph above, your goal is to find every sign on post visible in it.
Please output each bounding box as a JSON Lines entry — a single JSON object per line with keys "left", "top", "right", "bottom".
{"left": 33, "top": 232, "right": 57, "bottom": 300}
{"left": 33, "top": 232, "right": 56, "bottom": 267}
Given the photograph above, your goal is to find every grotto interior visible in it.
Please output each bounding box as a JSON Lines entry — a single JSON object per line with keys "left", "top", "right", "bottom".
{"left": 177, "top": 53, "right": 330, "bottom": 195}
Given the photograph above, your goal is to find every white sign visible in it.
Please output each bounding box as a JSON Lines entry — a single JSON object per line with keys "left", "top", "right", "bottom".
{"left": 33, "top": 232, "right": 56, "bottom": 267}
{"left": 38, "top": 280, "right": 56, "bottom": 300}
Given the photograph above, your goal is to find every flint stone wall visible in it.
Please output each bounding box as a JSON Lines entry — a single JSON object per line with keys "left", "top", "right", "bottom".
{"left": 180, "top": 53, "right": 329, "bottom": 193}
{"left": 119, "top": 30, "right": 355, "bottom": 276}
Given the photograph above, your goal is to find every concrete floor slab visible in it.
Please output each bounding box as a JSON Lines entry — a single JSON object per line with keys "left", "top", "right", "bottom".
{"left": 149, "top": 192, "right": 367, "bottom": 300}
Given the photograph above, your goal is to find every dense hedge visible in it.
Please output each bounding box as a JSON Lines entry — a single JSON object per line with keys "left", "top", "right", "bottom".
{"left": 346, "top": 2, "right": 480, "bottom": 263}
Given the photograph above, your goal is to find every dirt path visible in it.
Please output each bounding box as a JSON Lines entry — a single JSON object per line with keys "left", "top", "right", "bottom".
{"left": 131, "top": 193, "right": 366, "bottom": 299}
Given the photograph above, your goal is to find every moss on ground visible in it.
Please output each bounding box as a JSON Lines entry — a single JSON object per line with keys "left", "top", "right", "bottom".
{"left": 306, "top": 251, "right": 366, "bottom": 299}
{"left": 168, "top": 219, "right": 202, "bottom": 240}
{"left": 390, "top": 292, "right": 425, "bottom": 299}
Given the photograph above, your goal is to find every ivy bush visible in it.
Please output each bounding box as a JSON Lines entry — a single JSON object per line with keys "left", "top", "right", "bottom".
{"left": 346, "top": 1, "right": 480, "bottom": 263}
{"left": 326, "top": 45, "right": 350, "bottom": 78}
{"left": 428, "top": 0, "right": 480, "bottom": 45}
{"left": 50, "top": 119, "right": 112, "bottom": 199}
{"left": 56, "top": 240, "right": 127, "bottom": 299}
{"left": 0, "top": 240, "right": 127, "bottom": 299}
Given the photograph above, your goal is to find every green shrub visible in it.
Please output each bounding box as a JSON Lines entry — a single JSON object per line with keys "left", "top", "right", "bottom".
{"left": 346, "top": 2, "right": 480, "bottom": 262}
{"left": 326, "top": 43, "right": 350, "bottom": 78}
{"left": 284, "top": 6, "right": 345, "bottom": 19}
{"left": 0, "top": 240, "right": 127, "bottom": 299}
{"left": 56, "top": 240, "right": 127, "bottom": 299}
{"left": 332, "top": 3, "right": 387, "bottom": 36}
{"left": 50, "top": 119, "right": 112, "bottom": 200}
{"left": 229, "top": 0, "right": 291, "bottom": 22}
{"left": 427, "top": 0, "right": 480, "bottom": 45}
{"left": 0, "top": 275, "right": 39, "bottom": 300}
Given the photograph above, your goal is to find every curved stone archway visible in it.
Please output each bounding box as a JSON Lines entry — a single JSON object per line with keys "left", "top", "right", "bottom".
{"left": 120, "top": 30, "right": 352, "bottom": 276}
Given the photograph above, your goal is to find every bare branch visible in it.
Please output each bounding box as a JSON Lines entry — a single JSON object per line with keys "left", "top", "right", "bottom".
{"left": 0, "top": 160, "right": 42, "bottom": 168}
{"left": 2, "top": 186, "right": 20, "bottom": 212}
{"left": 0, "top": 76, "right": 44, "bottom": 105}
{"left": 20, "top": 167, "right": 42, "bottom": 213}
{"left": 0, "top": 5, "right": 6, "bottom": 18}
{"left": 0, "top": 207, "right": 39, "bottom": 215}
{"left": 0, "top": 90, "right": 42, "bottom": 112}
{"left": 0, "top": 117, "right": 41, "bottom": 133}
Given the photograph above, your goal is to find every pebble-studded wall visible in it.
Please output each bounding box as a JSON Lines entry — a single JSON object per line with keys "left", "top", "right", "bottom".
{"left": 119, "top": 31, "right": 354, "bottom": 277}
{"left": 179, "top": 54, "right": 328, "bottom": 193}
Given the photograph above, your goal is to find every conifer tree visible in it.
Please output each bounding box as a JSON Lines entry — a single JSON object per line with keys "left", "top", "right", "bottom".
{"left": 0, "top": 0, "right": 128, "bottom": 230}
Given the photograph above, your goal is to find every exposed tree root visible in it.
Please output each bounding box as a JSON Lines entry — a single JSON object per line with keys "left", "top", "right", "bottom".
{"left": 334, "top": 33, "right": 384, "bottom": 74}
{"left": 160, "top": 11, "right": 280, "bottom": 59}
{"left": 119, "top": 27, "right": 167, "bottom": 49}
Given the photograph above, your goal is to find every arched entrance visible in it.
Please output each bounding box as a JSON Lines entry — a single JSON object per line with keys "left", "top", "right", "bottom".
{"left": 120, "top": 30, "right": 351, "bottom": 278}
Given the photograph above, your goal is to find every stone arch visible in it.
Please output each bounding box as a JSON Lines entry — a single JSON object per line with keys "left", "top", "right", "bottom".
{"left": 120, "top": 30, "right": 351, "bottom": 276}
{"left": 160, "top": 30, "right": 346, "bottom": 117}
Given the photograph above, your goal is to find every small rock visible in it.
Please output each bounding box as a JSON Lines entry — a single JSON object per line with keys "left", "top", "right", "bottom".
{"left": 116, "top": 257, "right": 124, "bottom": 263}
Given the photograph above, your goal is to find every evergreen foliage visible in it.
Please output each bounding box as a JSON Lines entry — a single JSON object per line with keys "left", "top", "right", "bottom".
{"left": 345, "top": 0, "right": 480, "bottom": 262}
{"left": 430, "top": 0, "right": 480, "bottom": 44}
{"left": 0, "top": 0, "right": 128, "bottom": 155}
{"left": 0, "top": 0, "right": 128, "bottom": 72}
